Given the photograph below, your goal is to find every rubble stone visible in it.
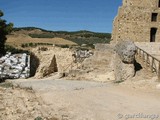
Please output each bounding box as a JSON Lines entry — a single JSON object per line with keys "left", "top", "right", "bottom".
{"left": 72, "top": 50, "right": 93, "bottom": 63}
{"left": 0, "top": 52, "right": 30, "bottom": 79}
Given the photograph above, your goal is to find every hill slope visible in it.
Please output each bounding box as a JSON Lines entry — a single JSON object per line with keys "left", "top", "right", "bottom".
{"left": 13, "top": 27, "right": 111, "bottom": 45}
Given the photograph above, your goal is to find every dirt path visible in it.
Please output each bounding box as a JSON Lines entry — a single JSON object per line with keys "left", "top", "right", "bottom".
{"left": 9, "top": 79, "right": 160, "bottom": 120}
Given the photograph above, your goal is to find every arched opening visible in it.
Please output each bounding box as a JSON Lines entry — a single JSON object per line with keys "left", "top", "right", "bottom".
{"left": 150, "top": 28, "right": 157, "bottom": 42}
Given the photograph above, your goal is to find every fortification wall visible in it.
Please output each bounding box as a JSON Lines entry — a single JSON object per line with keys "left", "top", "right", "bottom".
{"left": 123, "top": 0, "right": 158, "bottom": 8}
{"left": 112, "top": 0, "right": 160, "bottom": 42}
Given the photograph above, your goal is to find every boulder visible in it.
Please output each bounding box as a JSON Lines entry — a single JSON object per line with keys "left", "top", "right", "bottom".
{"left": 115, "top": 40, "right": 137, "bottom": 63}
{"left": 114, "top": 40, "right": 136, "bottom": 81}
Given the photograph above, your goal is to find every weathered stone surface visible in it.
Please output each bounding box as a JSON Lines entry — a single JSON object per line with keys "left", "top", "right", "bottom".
{"left": 114, "top": 40, "right": 136, "bottom": 81}
{"left": 112, "top": 0, "right": 160, "bottom": 42}
{"left": 115, "top": 40, "right": 137, "bottom": 63}
{"left": 113, "top": 53, "right": 135, "bottom": 81}
{"left": 67, "top": 44, "right": 116, "bottom": 81}
{"left": 41, "top": 55, "right": 58, "bottom": 77}
{"left": 0, "top": 52, "right": 30, "bottom": 79}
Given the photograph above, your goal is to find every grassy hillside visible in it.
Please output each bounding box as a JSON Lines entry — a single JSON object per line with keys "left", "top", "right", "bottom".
{"left": 13, "top": 27, "right": 111, "bottom": 45}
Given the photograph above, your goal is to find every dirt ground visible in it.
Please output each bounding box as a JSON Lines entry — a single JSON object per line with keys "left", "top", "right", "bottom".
{"left": 0, "top": 82, "right": 60, "bottom": 120}
{"left": 0, "top": 78, "right": 159, "bottom": 120}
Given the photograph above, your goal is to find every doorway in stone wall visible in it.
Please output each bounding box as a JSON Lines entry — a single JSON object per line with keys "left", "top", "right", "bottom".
{"left": 150, "top": 28, "right": 157, "bottom": 42}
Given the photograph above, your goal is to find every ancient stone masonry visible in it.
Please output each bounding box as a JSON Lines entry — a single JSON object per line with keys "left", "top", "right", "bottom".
{"left": 112, "top": 0, "right": 160, "bottom": 42}
{"left": 0, "top": 52, "right": 30, "bottom": 79}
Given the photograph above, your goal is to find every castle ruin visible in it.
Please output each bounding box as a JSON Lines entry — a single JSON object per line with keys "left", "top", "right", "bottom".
{"left": 112, "top": 0, "right": 160, "bottom": 42}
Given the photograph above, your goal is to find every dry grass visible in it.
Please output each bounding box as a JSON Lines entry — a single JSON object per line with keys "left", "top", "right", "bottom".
{"left": 6, "top": 34, "right": 77, "bottom": 47}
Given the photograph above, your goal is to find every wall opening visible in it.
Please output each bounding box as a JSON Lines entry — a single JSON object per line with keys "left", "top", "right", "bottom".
{"left": 30, "top": 52, "right": 40, "bottom": 77}
{"left": 150, "top": 28, "right": 157, "bottom": 42}
{"left": 151, "top": 13, "right": 158, "bottom": 22}
{"left": 159, "top": 0, "right": 160, "bottom": 7}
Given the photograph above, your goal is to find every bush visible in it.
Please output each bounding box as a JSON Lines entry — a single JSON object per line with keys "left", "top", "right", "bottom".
{"left": 34, "top": 117, "right": 43, "bottom": 120}
{"left": 39, "top": 47, "right": 48, "bottom": 51}
{"left": 0, "top": 10, "right": 13, "bottom": 55}
{"left": 21, "top": 43, "right": 53, "bottom": 48}
{"left": 55, "top": 44, "right": 70, "bottom": 48}
{"left": 5, "top": 45, "right": 29, "bottom": 54}
{"left": 29, "top": 33, "right": 54, "bottom": 38}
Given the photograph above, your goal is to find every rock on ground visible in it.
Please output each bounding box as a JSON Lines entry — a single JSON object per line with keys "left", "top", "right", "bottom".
{"left": 114, "top": 40, "right": 136, "bottom": 81}
{"left": 115, "top": 40, "right": 136, "bottom": 63}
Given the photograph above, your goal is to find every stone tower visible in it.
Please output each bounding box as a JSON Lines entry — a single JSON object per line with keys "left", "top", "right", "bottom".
{"left": 112, "top": 0, "right": 160, "bottom": 42}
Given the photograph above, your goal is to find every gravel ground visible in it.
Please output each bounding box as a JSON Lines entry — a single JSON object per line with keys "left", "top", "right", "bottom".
{"left": 6, "top": 79, "right": 160, "bottom": 120}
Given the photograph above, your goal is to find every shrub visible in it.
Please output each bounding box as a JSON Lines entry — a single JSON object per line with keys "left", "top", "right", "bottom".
{"left": 21, "top": 43, "right": 53, "bottom": 48}
{"left": 5, "top": 45, "right": 29, "bottom": 54}
{"left": 0, "top": 10, "right": 13, "bottom": 55}
{"left": 55, "top": 44, "right": 70, "bottom": 48}
{"left": 29, "top": 33, "right": 54, "bottom": 38}
{"left": 34, "top": 117, "right": 43, "bottom": 120}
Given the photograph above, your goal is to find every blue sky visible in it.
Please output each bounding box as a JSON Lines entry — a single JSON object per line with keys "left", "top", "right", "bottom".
{"left": 0, "top": 0, "right": 122, "bottom": 33}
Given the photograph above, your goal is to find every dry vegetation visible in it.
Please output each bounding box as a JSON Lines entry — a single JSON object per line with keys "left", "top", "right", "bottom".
{"left": 6, "top": 27, "right": 111, "bottom": 48}
{"left": 6, "top": 35, "right": 77, "bottom": 47}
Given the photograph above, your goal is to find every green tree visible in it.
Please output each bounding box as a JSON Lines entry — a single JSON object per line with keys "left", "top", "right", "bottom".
{"left": 0, "top": 10, "right": 13, "bottom": 55}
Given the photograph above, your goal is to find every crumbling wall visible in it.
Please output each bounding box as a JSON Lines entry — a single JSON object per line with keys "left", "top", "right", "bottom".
{"left": 32, "top": 46, "right": 75, "bottom": 78}
{"left": 67, "top": 44, "right": 115, "bottom": 81}
{"left": 41, "top": 55, "right": 58, "bottom": 77}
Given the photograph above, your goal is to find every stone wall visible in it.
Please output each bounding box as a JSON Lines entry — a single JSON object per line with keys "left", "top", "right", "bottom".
{"left": 94, "top": 43, "right": 115, "bottom": 51}
{"left": 0, "top": 52, "right": 30, "bottom": 79}
{"left": 112, "top": 0, "right": 160, "bottom": 42}
{"left": 123, "top": 0, "right": 158, "bottom": 8}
